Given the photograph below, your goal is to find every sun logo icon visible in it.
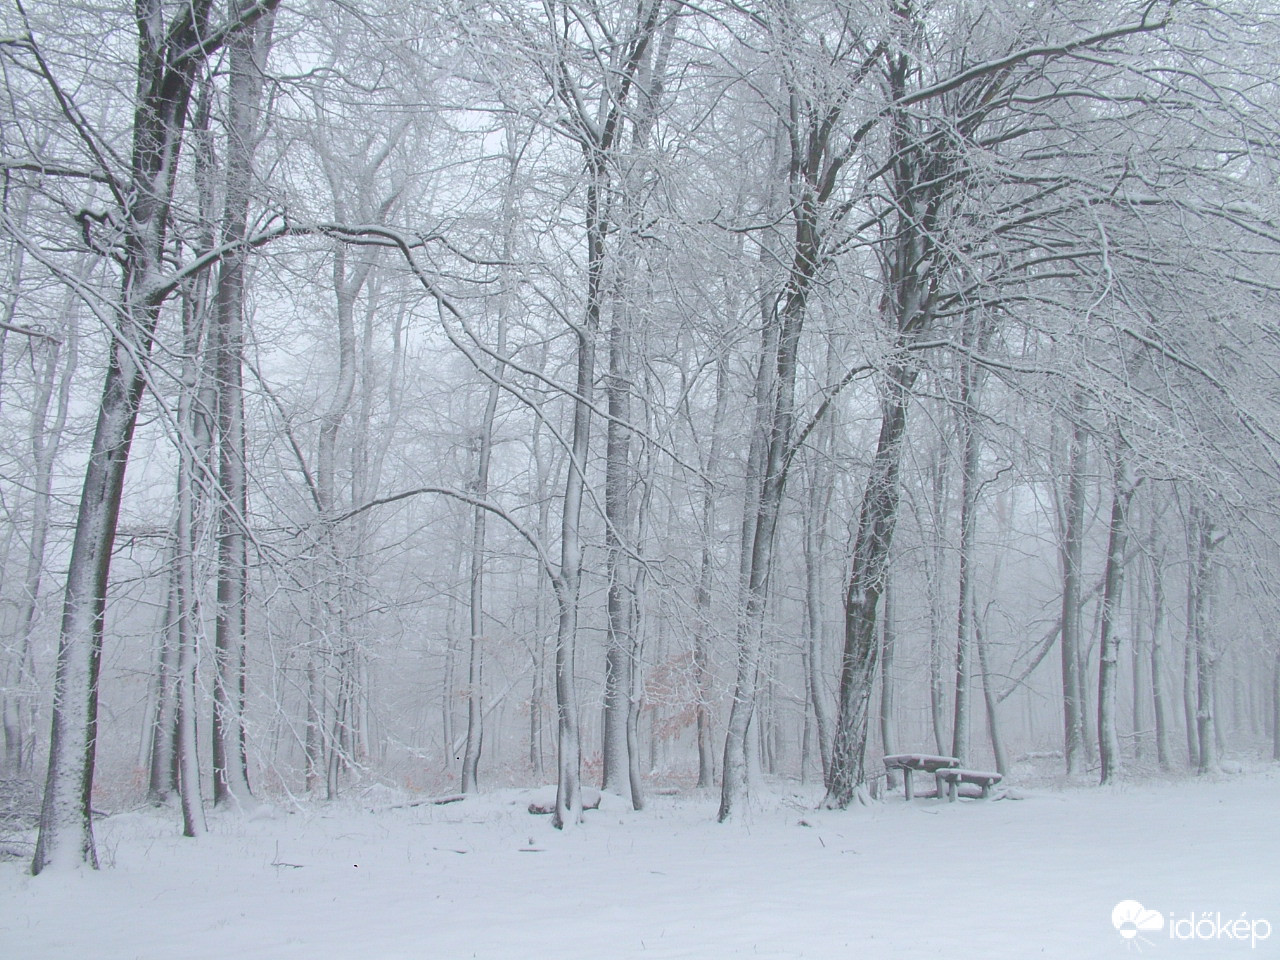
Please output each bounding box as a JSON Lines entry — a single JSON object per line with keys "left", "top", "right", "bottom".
{"left": 1113, "top": 900, "right": 1165, "bottom": 949}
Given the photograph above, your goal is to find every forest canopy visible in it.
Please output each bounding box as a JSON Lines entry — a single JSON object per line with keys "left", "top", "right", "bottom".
{"left": 2, "top": 0, "right": 1279, "bottom": 873}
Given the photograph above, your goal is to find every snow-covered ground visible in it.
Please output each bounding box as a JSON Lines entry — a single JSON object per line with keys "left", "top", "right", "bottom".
{"left": 3, "top": 770, "right": 1277, "bottom": 959}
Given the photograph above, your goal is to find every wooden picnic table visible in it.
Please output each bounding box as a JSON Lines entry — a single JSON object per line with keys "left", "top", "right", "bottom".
{"left": 937, "top": 767, "right": 1003, "bottom": 801}
{"left": 882, "top": 753, "right": 960, "bottom": 801}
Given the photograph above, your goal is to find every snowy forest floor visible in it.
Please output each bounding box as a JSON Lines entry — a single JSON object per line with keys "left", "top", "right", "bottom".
{"left": 3, "top": 765, "right": 1278, "bottom": 959}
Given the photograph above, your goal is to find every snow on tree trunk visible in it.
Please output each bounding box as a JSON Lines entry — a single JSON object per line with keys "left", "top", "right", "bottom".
{"left": 29, "top": 0, "right": 279, "bottom": 874}
{"left": 950, "top": 315, "right": 985, "bottom": 766}
{"left": 1190, "top": 503, "right": 1223, "bottom": 775}
{"left": 824, "top": 365, "right": 915, "bottom": 809}
{"left": 1271, "top": 653, "right": 1279, "bottom": 763}
{"left": 212, "top": 1, "right": 273, "bottom": 810}
{"left": 1098, "top": 456, "right": 1136, "bottom": 785}
{"left": 1058, "top": 407, "right": 1088, "bottom": 778}
{"left": 601, "top": 301, "right": 636, "bottom": 804}
{"left": 1149, "top": 541, "right": 1172, "bottom": 771}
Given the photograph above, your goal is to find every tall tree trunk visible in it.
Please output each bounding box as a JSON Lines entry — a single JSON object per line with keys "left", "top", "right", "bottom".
{"left": 212, "top": 2, "right": 274, "bottom": 809}
{"left": 880, "top": 576, "right": 898, "bottom": 786}
{"left": 803, "top": 384, "right": 834, "bottom": 783}
{"left": 601, "top": 300, "right": 636, "bottom": 803}
{"left": 805, "top": 471, "right": 834, "bottom": 782}
{"left": 460, "top": 302, "right": 506, "bottom": 795}
{"left": 1271, "top": 652, "right": 1279, "bottom": 763}
{"left": 927, "top": 452, "right": 949, "bottom": 755}
{"left": 975, "top": 617, "right": 1007, "bottom": 774}
{"left": 717, "top": 272, "right": 776, "bottom": 819}
{"left": 175, "top": 388, "right": 208, "bottom": 837}
{"left": 5, "top": 310, "right": 75, "bottom": 773}
{"left": 718, "top": 102, "right": 824, "bottom": 820}
{"left": 823, "top": 29, "right": 946, "bottom": 806}
{"left": 1097, "top": 457, "right": 1136, "bottom": 784}
{"left": 718, "top": 236, "right": 813, "bottom": 821}
{"left": 692, "top": 359, "right": 729, "bottom": 788}
{"left": 552, "top": 312, "right": 592, "bottom": 829}
{"left": 461, "top": 118, "right": 522, "bottom": 794}
{"left": 551, "top": 160, "right": 608, "bottom": 827}
{"left": 600, "top": 12, "right": 674, "bottom": 807}
{"left": 1190, "top": 503, "right": 1221, "bottom": 775}
{"left": 544, "top": 0, "right": 669, "bottom": 830}
{"left": 624, "top": 455, "right": 656, "bottom": 811}
{"left": 529, "top": 396, "right": 555, "bottom": 782}
{"left": 146, "top": 562, "right": 180, "bottom": 803}
{"left": 1183, "top": 622, "right": 1200, "bottom": 770}
{"left": 1058, "top": 407, "right": 1088, "bottom": 777}
{"left": 1149, "top": 543, "right": 1172, "bottom": 770}
{"left": 32, "top": 0, "right": 281, "bottom": 874}
{"left": 824, "top": 363, "right": 916, "bottom": 808}
{"left": 950, "top": 314, "right": 985, "bottom": 765}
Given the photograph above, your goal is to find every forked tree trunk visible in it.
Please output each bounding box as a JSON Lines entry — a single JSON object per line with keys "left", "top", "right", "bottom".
{"left": 212, "top": 1, "right": 274, "bottom": 809}
{"left": 718, "top": 286, "right": 807, "bottom": 820}
{"left": 545, "top": 0, "right": 668, "bottom": 830}
{"left": 33, "top": 0, "right": 278, "bottom": 875}
{"left": 719, "top": 112, "right": 821, "bottom": 822}
{"left": 717, "top": 273, "right": 775, "bottom": 819}
{"left": 600, "top": 14, "right": 673, "bottom": 807}
{"left": 552, "top": 319, "right": 592, "bottom": 828}
{"left": 824, "top": 26, "right": 947, "bottom": 806}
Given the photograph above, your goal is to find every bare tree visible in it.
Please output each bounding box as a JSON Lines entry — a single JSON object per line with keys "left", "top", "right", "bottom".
{"left": 19, "top": 0, "right": 280, "bottom": 874}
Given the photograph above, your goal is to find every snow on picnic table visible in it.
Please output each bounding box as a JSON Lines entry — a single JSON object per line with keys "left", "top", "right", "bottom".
{"left": 2, "top": 770, "right": 1277, "bottom": 959}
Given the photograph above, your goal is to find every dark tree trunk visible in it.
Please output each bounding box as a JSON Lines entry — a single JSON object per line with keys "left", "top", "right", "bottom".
{"left": 1098, "top": 458, "right": 1136, "bottom": 784}
{"left": 825, "top": 364, "right": 916, "bottom": 808}
{"left": 33, "top": 0, "right": 278, "bottom": 874}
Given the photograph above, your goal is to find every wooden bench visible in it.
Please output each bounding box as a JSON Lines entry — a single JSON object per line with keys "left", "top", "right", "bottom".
{"left": 936, "top": 768, "right": 1003, "bottom": 801}
{"left": 882, "top": 754, "right": 960, "bottom": 801}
